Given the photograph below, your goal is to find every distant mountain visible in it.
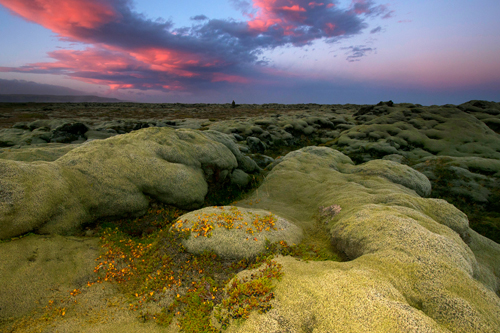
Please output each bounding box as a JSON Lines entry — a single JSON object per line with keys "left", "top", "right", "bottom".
{"left": 0, "top": 94, "right": 123, "bottom": 103}
{"left": 0, "top": 78, "right": 85, "bottom": 96}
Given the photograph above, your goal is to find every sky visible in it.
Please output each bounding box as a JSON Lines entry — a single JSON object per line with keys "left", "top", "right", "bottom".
{"left": 0, "top": 0, "right": 499, "bottom": 105}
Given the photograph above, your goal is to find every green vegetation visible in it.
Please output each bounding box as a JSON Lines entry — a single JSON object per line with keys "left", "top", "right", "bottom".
{"left": 212, "top": 258, "right": 283, "bottom": 330}
{"left": 12, "top": 172, "right": 335, "bottom": 332}
{"left": 84, "top": 201, "right": 337, "bottom": 332}
{"left": 410, "top": 158, "right": 500, "bottom": 243}
{"left": 0, "top": 232, "right": 35, "bottom": 244}
{"left": 17, "top": 112, "right": 49, "bottom": 119}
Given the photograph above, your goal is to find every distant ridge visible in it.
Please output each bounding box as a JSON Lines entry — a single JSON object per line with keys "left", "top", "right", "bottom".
{"left": 0, "top": 94, "right": 123, "bottom": 103}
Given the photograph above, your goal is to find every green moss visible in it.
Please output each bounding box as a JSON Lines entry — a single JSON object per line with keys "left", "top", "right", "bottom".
{"left": 213, "top": 258, "right": 283, "bottom": 330}
{"left": 84, "top": 202, "right": 339, "bottom": 331}
{"left": 415, "top": 158, "right": 500, "bottom": 243}
{"left": 0, "top": 232, "right": 36, "bottom": 244}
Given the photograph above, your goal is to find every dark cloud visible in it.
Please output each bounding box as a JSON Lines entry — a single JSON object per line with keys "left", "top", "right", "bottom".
{"left": 349, "top": 0, "right": 390, "bottom": 17}
{"left": 382, "top": 11, "right": 395, "bottom": 19}
{"left": 342, "top": 45, "right": 374, "bottom": 62}
{"left": 370, "top": 26, "right": 381, "bottom": 34}
{"left": 190, "top": 15, "right": 208, "bottom": 21}
{"left": 229, "top": 0, "right": 255, "bottom": 16}
{"left": 0, "top": 0, "right": 393, "bottom": 92}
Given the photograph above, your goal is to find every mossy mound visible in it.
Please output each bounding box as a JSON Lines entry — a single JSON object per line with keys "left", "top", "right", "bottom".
{"left": 224, "top": 146, "right": 500, "bottom": 332}
{"left": 0, "top": 128, "right": 262, "bottom": 240}
{"left": 2, "top": 103, "right": 500, "bottom": 332}
{"left": 0, "top": 143, "right": 81, "bottom": 162}
{"left": 412, "top": 155, "right": 500, "bottom": 243}
{"left": 329, "top": 102, "right": 500, "bottom": 243}
{"left": 171, "top": 206, "right": 303, "bottom": 260}
{"left": 336, "top": 104, "right": 500, "bottom": 163}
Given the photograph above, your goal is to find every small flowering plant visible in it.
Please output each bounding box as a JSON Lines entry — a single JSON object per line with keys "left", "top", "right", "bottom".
{"left": 171, "top": 206, "right": 279, "bottom": 239}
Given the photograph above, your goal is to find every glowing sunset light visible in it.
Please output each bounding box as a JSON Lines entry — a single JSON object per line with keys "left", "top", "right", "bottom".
{"left": 0, "top": 0, "right": 498, "bottom": 104}
{"left": 212, "top": 73, "right": 251, "bottom": 84}
{"left": 281, "top": 5, "right": 306, "bottom": 12}
{"left": 129, "top": 48, "right": 204, "bottom": 78}
{"left": 22, "top": 48, "right": 143, "bottom": 73}
{"left": 109, "top": 84, "right": 134, "bottom": 90}
{"left": 308, "top": 2, "right": 324, "bottom": 8}
{"left": 247, "top": 18, "right": 283, "bottom": 31}
{"left": 0, "top": 0, "right": 119, "bottom": 38}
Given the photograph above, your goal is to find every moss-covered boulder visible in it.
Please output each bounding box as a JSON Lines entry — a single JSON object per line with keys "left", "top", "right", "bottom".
{"left": 347, "top": 159, "right": 431, "bottom": 197}
{"left": 0, "top": 127, "right": 256, "bottom": 240}
{"left": 412, "top": 156, "right": 500, "bottom": 202}
{"left": 337, "top": 104, "right": 500, "bottom": 162}
{"left": 0, "top": 128, "right": 48, "bottom": 147}
{"left": 411, "top": 155, "right": 500, "bottom": 243}
{"left": 0, "top": 143, "right": 81, "bottom": 162}
{"left": 330, "top": 102, "right": 500, "bottom": 243}
{"left": 171, "top": 206, "right": 303, "bottom": 260}
{"left": 216, "top": 146, "right": 500, "bottom": 332}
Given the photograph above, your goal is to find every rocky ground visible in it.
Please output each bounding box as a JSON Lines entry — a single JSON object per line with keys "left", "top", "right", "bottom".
{"left": 1, "top": 100, "right": 499, "bottom": 332}
{"left": 0, "top": 102, "right": 319, "bottom": 129}
{"left": 2, "top": 100, "right": 499, "bottom": 242}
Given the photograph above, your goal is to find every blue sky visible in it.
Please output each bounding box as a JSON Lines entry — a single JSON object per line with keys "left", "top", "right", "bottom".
{"left": 0, "top": 0, "right": 499, "bottom": 104}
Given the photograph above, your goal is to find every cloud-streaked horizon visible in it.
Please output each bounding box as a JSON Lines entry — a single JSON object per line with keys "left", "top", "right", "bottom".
{"left": 0, "top": 0, "right": 391, "bottom": 92}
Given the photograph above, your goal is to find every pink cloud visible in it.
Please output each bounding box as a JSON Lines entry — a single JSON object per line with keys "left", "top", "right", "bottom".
{"left": 324, "top": 22, "right": 336, "bottom": 34}
{"left": 308, "top": 2, "right": 324, "bottom": 8}
{"left": 247, "top": 17, "right": 284, "bottom": 32}
{"left": 109, "top": 84, "right": 134, "bottom": 90}
{"left": 5, "top": 48, "right": 188, "bottom": 90}
{"left": 281, "top": 5, "right": 306, "bottom": 12}
{"left": 0, "top": 0, "right": 120, "bottom": 40}
{"left": 247, "top": 0, "right": 312, "bottom": 36}
{"left": 128, "top": 48, "right": 203, "bottom": 78}
{"left": 0, "top": 0, "right": 392, "bottom": 93}
{"left": 0, "top": 0, "right": 238, "bottom": 90}
{"left": 2, "top": 46, "right": 253, "bottom": 91}
{"left": 245, "top": 0, "right": 364, "bottom": 39}
{"left": 26, "top": 48, "right": 140, "bottom": 72}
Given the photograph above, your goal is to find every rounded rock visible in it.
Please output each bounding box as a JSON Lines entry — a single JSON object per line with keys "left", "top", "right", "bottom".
{"left": 170, "top": 206, "right": 303, "bottom": 260}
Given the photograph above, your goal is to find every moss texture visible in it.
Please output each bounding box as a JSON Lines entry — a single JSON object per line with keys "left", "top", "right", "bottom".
{"left": 170, "top": 206, "right": 303, "bottom": 260}
{"left": 226, "top": 146, "right": 500, "bottom": 332}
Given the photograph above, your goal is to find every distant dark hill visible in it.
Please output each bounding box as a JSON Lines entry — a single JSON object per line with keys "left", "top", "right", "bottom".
{"left": 0, "top": 94, "right": 122, "bottom": 103}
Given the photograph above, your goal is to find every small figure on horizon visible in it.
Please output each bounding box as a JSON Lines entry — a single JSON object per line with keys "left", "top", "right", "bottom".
{"left": 231, "top": 100, "right": 236, "bottom": 108}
